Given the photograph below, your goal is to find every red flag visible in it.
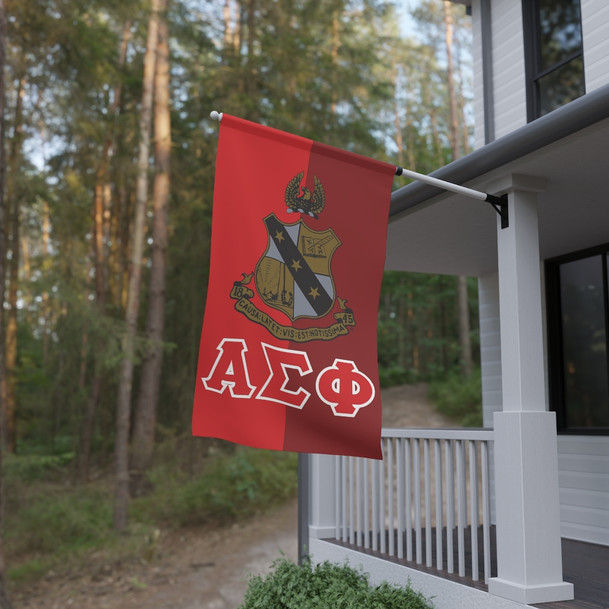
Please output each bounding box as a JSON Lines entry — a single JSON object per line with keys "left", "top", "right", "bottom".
{"left": 192, "top": 115, "right": 394, "bottom": 459}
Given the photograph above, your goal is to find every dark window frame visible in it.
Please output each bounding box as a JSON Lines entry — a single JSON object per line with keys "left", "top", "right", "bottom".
{"left": 546, "top": 243, "right": 609, "bottom": 436}
{"left": 522, "top": 0, "right": 585, "bottom": 122}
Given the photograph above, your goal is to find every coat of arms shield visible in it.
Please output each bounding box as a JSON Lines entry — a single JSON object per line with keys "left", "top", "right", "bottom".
{"left": 255, "top": 213, "right": 341, "bottom": 321}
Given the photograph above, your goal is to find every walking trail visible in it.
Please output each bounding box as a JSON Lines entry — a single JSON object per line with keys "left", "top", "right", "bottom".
{"left": 15, "top": 383, "right": 455, "bottom": 609}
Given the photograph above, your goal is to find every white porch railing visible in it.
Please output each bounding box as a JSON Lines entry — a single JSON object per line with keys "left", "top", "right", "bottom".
{"left": 333, "top": 428, "right": 495, "bottom": 584}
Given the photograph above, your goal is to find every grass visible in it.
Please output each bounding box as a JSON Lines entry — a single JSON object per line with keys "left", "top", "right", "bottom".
{"left": 240, "top": 557, "right": 434, "bottom": 609}
{"left": 4, "top": 443, "right": 298, "bottom": 583}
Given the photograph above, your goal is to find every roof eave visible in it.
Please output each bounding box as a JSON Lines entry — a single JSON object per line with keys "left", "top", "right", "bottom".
{"left": 390, "top": 83, "right": 609, "bottom": 219}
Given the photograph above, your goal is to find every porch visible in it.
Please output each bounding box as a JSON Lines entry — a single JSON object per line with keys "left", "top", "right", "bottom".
{"left": 307, "top": 428, "right": 607, "bottom": 609}
{"left": 327, "top": 528, "right": 609, "bottom": 609}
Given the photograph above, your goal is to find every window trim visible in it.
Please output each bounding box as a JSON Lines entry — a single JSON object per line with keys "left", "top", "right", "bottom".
{"left": 546, "top": 243, "right": 609, "bottom": 436}
{"left": 522, "top": 0, "right": 585, "bottom": 122}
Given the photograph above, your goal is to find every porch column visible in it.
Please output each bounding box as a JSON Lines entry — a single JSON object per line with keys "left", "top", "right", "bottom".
{"left": 308, "top": 454, "right": 337, "bottom": 540}
{"left": 486, "top": 174, "right": 574, "bottom": 605}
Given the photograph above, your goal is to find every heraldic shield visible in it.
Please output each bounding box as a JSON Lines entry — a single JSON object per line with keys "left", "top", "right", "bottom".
{"left": 255, "top": 213, "right": 341, "bottom": 321}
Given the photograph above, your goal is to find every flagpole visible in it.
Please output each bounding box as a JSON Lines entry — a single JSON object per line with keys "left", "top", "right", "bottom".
{"left": 394, "top": 166, "right": 508, "bottom": 228}
{"left": 209, "top": 111, "right": 508, "bottom": 228}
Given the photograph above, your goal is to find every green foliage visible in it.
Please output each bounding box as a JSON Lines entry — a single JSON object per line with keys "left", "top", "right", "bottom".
{"left": 240, "top": 557, "right": 434, "bottom": 609}
{"left": 132, "top": 447, "right": 298, "bottom": 527}
{"left": 4, "top": 0, "right": 475, "bottom": 464}
{"left": 378, "top": 365, "right": 418, "bottom": 388}
{"left": 378, "top": 271, "right": 479, "bottom": 383}
{"left": 7, "top": 559, "right": 52, "bottom": 584}
{"left": 5, "top": 444, "right": 298, "bottom": 579}
{"left": 427, "top": 367, "right": 483, "bottom": 427}
{"left": 3, "top": 452, "right": 75, "bottom": 482}
{"left": 5, "top": 484, "right": 112, "bottom": 557}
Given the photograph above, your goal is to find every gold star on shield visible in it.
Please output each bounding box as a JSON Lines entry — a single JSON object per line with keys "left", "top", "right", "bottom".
{"left": 291, "top": 259, "right": 302, "bottom": 272}
{"left": 274, "top": 230, "right": 285, "bottom": 243}
{"left": 308, "top": 287, "right": 320, "bottom": 300}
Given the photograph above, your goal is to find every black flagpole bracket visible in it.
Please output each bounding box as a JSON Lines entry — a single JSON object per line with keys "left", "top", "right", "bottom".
{"left": 485, "top": 193, "right": 509, "bottom": 229}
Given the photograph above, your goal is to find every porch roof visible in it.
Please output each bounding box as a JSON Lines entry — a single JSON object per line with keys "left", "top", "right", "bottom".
{"left": 386, "top": 84, "right": 609, "bottom": 278}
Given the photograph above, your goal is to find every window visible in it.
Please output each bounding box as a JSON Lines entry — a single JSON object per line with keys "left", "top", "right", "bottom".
{"left": 546, "top": 245, "right": 609, "bottom": 434}
{"left": 523, "top": 0, "right": 585, "bottom": 120}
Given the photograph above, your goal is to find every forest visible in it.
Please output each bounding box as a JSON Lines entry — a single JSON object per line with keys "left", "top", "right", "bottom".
{"left": 0, "top": 0, "right": 478, "bottom": 602}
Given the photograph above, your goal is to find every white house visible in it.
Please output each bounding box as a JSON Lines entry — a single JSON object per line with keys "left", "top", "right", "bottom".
{"left": 302, "top": 1, "right": 609, "bottom": 608}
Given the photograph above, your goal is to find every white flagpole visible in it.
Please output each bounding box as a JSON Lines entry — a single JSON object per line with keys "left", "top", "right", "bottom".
{"left": 394, "top": 166, "right": 508, "bottom": 228}
{"left": 209, "top": 111, "right": 508, "bottom": 227}
{"left": 394, "top": 166, "right": 487, "bottom": 202}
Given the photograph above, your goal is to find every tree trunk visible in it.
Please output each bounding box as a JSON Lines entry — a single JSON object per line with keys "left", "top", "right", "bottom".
{"left": 114, "top": 0, "right": 159, "bottom": 531}
{"left": 0, "top": 0, "right": 13, "bottom": 603}
{"left": 457, "top": 275, "right": 472, "bottom": 377}
{"left": 244, "top": 0, "right": 257, "bottom": 117}
{"left": 331, "top": 10, "right": 340, "bottom": 115}
{"left": 3, "top": 75, "right": 25, "bottom": 454}
{"left": 78, "top": 19, "right": 132, "bottom": 483}
{"left": 443, "top": 1, "right": 460, "bottom": 161}
{"left": 41, "top": 201, "right": 50, "bottom": 367}
{"left": 77, "top": 373, "right": 102, "bottom": 481}
{"left": 444, "top": 0, "right": 472, "bottom": 378}
{"left": 392, "top": 73, "right": 404, "bottom": 167}
{"left": 131, "top": 1, "right": 171, "bottom": 492}
{"left": 223, "top": 0, "right": 235, "bottom": 56}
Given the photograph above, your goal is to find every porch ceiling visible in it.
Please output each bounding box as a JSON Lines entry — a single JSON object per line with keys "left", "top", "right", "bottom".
{"left": 386, "top": 117, "right": 609, "bottom": 278}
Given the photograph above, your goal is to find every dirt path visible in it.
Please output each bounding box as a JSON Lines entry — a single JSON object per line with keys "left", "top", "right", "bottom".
{"left": 14, "top": 383, "right": 453, "bottom": 609}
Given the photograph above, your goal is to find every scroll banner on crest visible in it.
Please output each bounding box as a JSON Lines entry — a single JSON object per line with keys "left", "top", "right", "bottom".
{"left": 192, "top": 114, "right": 395, "bottom": 459}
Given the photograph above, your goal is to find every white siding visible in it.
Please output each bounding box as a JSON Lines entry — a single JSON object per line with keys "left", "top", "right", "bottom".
{"left": 478, "top": 272, "right": 609, "bottom": 547}
{"left": 557, "top": 436, "right": 609, "bottom": 546}
{"left": 490, "top": 0, "right": 527, "bottom": 138}
{"left": 478, "top": 273, "right": 501, "bottom": 526}
{"left": 479, "top": 272, "right": 502, "bottom": 427}
{"left": 473, "top": 1, "right": 609, "bottom": 142}
{"left": 581, "top": 0, "right": 609, "bottom": 92}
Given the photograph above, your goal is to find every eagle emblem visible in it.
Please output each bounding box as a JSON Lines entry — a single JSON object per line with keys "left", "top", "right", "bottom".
{"left": 285, "top": 171, "right": 325, "bottom": 219}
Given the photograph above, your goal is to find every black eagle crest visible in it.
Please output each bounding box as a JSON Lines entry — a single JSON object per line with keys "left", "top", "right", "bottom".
{"left": 284, "top": 171, "right": 326, "bottom": 219}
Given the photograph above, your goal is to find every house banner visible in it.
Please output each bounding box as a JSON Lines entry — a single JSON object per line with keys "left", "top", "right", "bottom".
{"left": 192, "top": 114, "right": 395, "bottom": 459}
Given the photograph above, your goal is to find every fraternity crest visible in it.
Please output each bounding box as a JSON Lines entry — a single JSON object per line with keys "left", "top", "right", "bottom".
{"left": 255, "top": 214, "right": 340, "bottom": 321}
{"left": 229, "top": 172, "right": 357, "bottom": 342}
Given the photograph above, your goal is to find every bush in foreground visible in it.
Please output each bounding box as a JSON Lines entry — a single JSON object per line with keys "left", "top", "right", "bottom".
{"left": 240, "top": 557, "right": 434, "bottom": 609}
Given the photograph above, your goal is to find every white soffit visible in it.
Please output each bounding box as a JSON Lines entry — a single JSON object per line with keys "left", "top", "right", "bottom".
{"left": 386, "top": 118, "right": 609, "bottom": 277}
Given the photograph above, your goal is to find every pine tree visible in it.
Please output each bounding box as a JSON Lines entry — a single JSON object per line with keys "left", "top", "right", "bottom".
{"left": 114, "top": 0, "right": 161, "bottom": 530}
{"left": 131, "top": 0, "right": 171, "bottom": 492}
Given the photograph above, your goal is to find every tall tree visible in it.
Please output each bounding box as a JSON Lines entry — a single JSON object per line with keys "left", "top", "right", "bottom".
{"left": 0, "top": 0, "right": 11, "bottom": 602}
{"left": 131, "top": 0, "right": 171, "bottom": 490}
{"left": 443, "top": 0, "right": 472, "bottom": 378}
{"left": 114, "top": 0, "right": 160, "bottom": 530}
{"left": 3, "top": 73, "right": 25, "bottom": 453}
{"left": 78, "top": 18, "right": 133, "bottom": 482}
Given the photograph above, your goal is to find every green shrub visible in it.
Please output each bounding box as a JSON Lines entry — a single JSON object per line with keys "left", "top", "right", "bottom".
{"left": 428, "top": 368, "right": 483, "bottom": 427}
{"left": 240, "top": 557, "right": 434, "bottom": 609}
{"left": 132, "top": 446, "right": 298, "bottom": 527}
{"left": 3, "top": 452, "right": 75, "bottom": 482}
{"left": 6, "top": 445, "right": 298, "bottom": 581}
{"left": 7, "top": 559, "right": 51, "bottom": 584}
{"left": 378, "top": 365, "right": 418, "bottom": 388}
{"left": 6, "top": 484, "right": 112, "bottom": 556}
